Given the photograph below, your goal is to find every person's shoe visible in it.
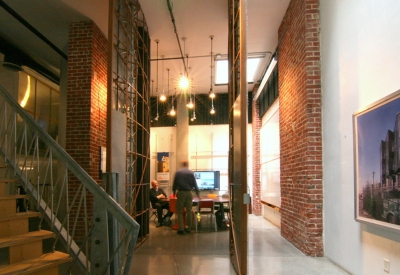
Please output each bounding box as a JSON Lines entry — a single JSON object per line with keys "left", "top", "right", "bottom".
{"left": 156, "top": 223, "right": 163, "bottom": 228}
{"left": 184, "top": 228, "right": 191, "bottom": 233}
{"left": 177, "top": 230, "right": 184, "bottom": 235}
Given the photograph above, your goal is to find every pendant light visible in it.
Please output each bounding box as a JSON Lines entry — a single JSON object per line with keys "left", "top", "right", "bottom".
{"left": 155, "top": 39, "right": 159, "bottom": 96}
{"left": 187, "top": 76, "right": 194, "bottom": 109}
{"left": 160, "top": 55, "right": 166, "bottom": 102}
{"left": 179, "top": 37, "right": 189, "bottom": 90}
{"left": 170, "top": 88, "right": 176, "bottom": 116}
{"left": 209, "top": 35, "right": 215, "bottom": 99}
{"left": 210, "top": 98, "right": 215, "bottom": 114}
{"left": 191, "top": 95, "right": 196, "bottom": 121}
{"left": 153, "top": 79, "right": 159, "bottom": 121}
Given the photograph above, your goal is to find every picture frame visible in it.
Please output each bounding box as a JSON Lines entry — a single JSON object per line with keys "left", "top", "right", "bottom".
{"left": 354, "top": 89, "right": 400, "bottom": 232}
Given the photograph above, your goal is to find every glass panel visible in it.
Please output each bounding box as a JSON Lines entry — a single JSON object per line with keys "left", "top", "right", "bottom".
{"left": 247, "top": 58, "right": 261, "bottom": 83}
{"left": 50, "top": 88, "right": 59, "bottom": 123}
{"left": 36, "top": 80, "right": 51, "bottom": 131}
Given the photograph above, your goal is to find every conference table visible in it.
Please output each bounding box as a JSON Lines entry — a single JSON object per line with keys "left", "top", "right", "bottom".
{"left": 168, "top": 195, "right": 230, "bottom": 230}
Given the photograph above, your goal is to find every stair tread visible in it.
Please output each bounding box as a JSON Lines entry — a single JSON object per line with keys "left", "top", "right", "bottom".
{"left": 0, "top": 179, "right": 17, "bottom": 183}
{"left": 0, "top": 230, "right": 55, "bottom": 249}
{"left": 0, "top": 195, "right": 28, "bottom": 200}
{"left": 0, "top": 251, "right": 71, "bottom": 275}
{"left": 0, "top": 212, "right": 40, "bottom": 221}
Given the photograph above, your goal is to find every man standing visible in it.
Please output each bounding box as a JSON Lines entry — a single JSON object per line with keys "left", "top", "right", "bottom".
{"left": 173, "top": 161, "right": 200, "bottom": 234}
{"left": 150, "top": 180, "right": 173, "bottom": 227}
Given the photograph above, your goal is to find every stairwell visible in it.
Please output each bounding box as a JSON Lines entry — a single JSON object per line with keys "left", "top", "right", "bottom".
{"left": 0, "top": 163, "right": 71, "bottom": 275}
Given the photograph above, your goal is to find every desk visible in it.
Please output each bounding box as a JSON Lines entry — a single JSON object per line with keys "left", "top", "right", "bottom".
{"left": 169, "top": 196, "right": 230, "bottom": 230}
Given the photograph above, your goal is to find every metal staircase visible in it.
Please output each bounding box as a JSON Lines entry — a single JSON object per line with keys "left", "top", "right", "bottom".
{"left": 0, "top": 85, "right": 139, "bottom": 275}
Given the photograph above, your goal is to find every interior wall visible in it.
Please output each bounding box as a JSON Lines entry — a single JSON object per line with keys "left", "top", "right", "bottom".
{"left": 150, "top": 124, "right": 245, "bottom": 196}
{"left": 320, "top": 0, "right": 400, "bottom": 274}
{"left": 278, "top": 0, "right": 323, "bottom": 257}
{"left": 260, "top": 99, "right": 280, "bottom": 206}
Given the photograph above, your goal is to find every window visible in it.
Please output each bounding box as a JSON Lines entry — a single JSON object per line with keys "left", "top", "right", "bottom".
{"left": 18, "top": 70, "right": 59, "bottom": 139}
{"left": 214, "top": 57, "right": 262, "bottom": 85}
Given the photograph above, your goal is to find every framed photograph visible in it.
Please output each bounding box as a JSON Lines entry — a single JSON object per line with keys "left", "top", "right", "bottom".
{"left": 354, "top": 89, "right": 400, "bottom": 231}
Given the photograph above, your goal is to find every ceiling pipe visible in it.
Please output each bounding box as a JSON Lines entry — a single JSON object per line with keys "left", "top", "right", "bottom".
{"left": 166, "top": 0, "right": 188, "bottom": 76}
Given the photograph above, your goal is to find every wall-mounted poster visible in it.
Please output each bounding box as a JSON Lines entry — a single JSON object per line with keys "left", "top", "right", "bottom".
{"left": 157, "top": 152, "right": 170, "bottom": 181}
{"left": 353, "top": 89, "right": 400, "bottom": 232}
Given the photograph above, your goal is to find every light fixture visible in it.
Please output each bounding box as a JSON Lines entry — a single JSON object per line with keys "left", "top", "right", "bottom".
{"left": 170, "top": 106, "right": 176, "bottom": 116}
{"left": 209, "top": 35, "right": 215, "bottom": 99}
{"left": 160, "top": 55, "right": 166, "bottom": 102}
{"left": 152, "top": 80, "right": 159, "bottom": 121}
{"left": 169, "top": 88, "right": 176, "bottom": 116}
{"left": 191, "top": 96, "right": 196, "bottom": 121}
{"left": 210, "top": 98, "right": 215, "bottom": 115}
{"left": 179, "top": 37, "right": 190, "bottom": 91}
{"left": 186, "top": 77, "right": 194, "bottom": 109}
{"left": 253, "top": 52, "right": 278, "bottom": 101}
{"left": 155, "top": 39, "right": 160, "bottom": 96}
{"left": 179, "top": 75, "right": 189, "bottom": 89}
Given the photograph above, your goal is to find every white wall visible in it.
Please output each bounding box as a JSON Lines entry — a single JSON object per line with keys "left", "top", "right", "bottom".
{"left": 150, "top": 124, "right": 253, "bottom": 196}
{"left": 260, "top": 99, "right": 280, "bottom": 208}
{"left": 150, "top": 124, "right": 230, "bottom": 195}
{"left": 320, "top": 1, "right": 400, "bottom": 274}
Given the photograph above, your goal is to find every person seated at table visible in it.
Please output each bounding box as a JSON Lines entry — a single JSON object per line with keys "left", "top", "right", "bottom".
{"left": 150, "top": 180, "right": 173, "bottom": 227}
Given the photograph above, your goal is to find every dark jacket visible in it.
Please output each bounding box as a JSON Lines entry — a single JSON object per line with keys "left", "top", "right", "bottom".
{"left": 149, "top": 187, "right": 167, "bottom": 207}
{"left": 172, "top": 167, "right": 200, "bottom": 196}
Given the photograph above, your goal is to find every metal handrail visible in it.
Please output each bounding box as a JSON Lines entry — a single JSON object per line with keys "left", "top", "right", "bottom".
{"left": 0, "top": 85, "right": 139, "bottom": 275}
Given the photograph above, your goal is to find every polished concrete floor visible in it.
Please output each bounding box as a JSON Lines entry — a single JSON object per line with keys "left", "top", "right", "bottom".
{"left": 129, "top": 214, "right": 349, "bottom": 275}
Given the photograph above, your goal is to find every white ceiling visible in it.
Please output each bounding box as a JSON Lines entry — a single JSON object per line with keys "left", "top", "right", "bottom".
{"left": 0, "top": 0, "right": 290, "bottom": 96}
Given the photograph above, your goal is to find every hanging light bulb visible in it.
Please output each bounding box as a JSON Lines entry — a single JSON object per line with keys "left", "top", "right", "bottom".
{"left": 209, "top": 35, "right": 216, "bottom": 99}
{"left": 187, "top": 97, "right": 194, "bottom": 109}
{"left": 179, "top": 75, "right": 189, "bottom": 89}
{"left": 170, "top": 106, "right": 176, "bottom": 116}
{"left": 152, "top": 80, "right": 159, "bottom": 121}
{"left": 160, "top": 55, "right": 166, "bottom": 102}
{"left": 186, "top": 77, "right": 194, "bottom": 109}
{"left": 191, "top": 95, "right": 196, "bottom": 121}
{"left": 210, "top": 98, "right": 216, "bottom": 114}
{"left": 170, "top": 88, "right": 176, "bottom": 116}
{"left": 180, "top": 38, "right": 190, "bottom": 90}
{"left": 155, "top": 39, "right": 159, "bottom": 95}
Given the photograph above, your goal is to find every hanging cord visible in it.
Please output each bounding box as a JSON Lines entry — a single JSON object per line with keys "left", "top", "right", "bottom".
{"left": 166, "top": 0, "right": 188, "bottom": 76}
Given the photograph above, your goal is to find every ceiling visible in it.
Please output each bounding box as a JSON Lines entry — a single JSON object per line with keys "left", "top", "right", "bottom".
{"left": 0, "top": 0, "right": 290, "bottom": 96}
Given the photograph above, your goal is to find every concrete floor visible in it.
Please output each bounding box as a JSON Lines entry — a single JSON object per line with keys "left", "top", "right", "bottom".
{"left": 129, "top": 214, "right": 349, "bottom": 275}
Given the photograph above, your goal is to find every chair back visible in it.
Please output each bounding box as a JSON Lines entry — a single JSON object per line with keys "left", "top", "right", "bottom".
{"left": 198, "top": 199, "right": 214, "bottom": 213}
{"left": 170, "top": 198, "right": 177, "bottom": 213}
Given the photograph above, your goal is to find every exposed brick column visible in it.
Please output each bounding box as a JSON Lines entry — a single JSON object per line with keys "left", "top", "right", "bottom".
{"left": 66, "top": 20, "right": 108, "bottom": 236}
{"left": 252, "top": 89, "right": 261, "bottom": 215}
{"left": 278, "top": 0, "right": 323, "bottom": 256}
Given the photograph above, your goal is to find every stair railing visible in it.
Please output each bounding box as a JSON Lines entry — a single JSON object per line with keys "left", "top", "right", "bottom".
{"left": 0, "top": 85, "right": 139, "bottom": 275}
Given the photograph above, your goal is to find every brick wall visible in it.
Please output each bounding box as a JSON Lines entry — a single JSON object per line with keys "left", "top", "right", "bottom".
{"left": 252, "top": 88, "right": 262, "bottom": 215}
{"left": 278, "top": 0, "right": 323, "bottom": 256}
{"left": 66, "top": 20, "right": 108, "bottom": 235}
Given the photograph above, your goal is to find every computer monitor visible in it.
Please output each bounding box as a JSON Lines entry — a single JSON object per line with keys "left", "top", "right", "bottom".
{"left": 194, "top": 171, "right": 220, "bottom": 191}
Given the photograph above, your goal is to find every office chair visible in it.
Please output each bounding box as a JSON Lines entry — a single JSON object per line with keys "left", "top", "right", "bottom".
{"left": 196, "top": 199, "right": 217, "bottom": 232}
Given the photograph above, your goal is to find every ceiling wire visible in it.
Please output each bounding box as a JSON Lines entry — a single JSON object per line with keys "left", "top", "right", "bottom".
{"left": 166, "top": 0, "right": 188, "bottom": 76}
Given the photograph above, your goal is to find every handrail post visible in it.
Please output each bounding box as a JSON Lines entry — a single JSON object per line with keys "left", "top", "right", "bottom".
{"left": 102, "top": 172, "right": 120, "bottom": 275}
{"left": 91, "top": 190, "right": 110, "bottom": 275}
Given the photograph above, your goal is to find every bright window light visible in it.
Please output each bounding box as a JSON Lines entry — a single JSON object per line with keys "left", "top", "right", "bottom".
{"left": 215, "top": 58, "right": 261, "bottom": 85}
{"left": 215, "top": 60, "right": 228, "bottom": 84}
